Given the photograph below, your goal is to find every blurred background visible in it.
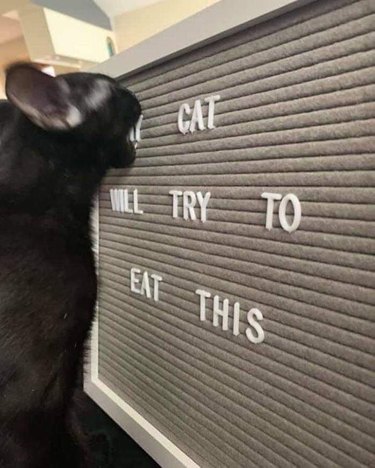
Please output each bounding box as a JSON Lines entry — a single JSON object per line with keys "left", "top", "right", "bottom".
{"left": 0, "top": 0, "right": 221, "bottom": 98}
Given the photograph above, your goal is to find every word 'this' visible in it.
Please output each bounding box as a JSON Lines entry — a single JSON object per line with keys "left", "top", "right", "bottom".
{"left": 195, "top": 289, "right": 265, "bottom": 344}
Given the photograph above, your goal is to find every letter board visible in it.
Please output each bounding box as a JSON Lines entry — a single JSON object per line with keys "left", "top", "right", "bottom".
{"left": 86, "top": 0, "right": 375, "bottom": 466}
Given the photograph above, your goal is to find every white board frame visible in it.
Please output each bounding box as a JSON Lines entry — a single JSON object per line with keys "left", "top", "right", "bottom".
{"left": 84, "top": 1, "right": 315, "bottom": 466}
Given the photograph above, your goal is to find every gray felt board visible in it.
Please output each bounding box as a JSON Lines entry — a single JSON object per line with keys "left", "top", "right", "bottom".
{"left": 96, "top": 0, "right": 375, "bottom": 466}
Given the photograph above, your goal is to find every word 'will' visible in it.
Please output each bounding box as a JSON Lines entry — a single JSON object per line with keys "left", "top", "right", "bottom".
{"left": 110, "top": 189, "right": 143, "bottom": 214}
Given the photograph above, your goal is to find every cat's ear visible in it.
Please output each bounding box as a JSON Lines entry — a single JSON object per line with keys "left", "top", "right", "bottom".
{"left": 5, "top": 63, "right": 83, "bottom": 131}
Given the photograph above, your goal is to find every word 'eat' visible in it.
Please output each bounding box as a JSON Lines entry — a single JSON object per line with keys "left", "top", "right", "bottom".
{"left": 130, "top": 268, "right": 163, "bottom": 302}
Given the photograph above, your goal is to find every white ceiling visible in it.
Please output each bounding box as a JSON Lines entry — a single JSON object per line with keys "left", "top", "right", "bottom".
{"left": 93, "top": 0, "right": 162, "bottom": 17}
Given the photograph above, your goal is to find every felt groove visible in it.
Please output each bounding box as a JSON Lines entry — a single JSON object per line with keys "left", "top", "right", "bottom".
{"left": 100, "top": 207, "right": 375, "bottom": 240}
{"left": 99, "top": 216, "right": 375, "bottom": 256}
{"left": 97, "top": 291, "right": 375, "bottom": 455}
{"left": 110, "top": 154, "right": 375, "bottom": 173}
{"left": 98, "top": 366, "right": 227, "bottom": 468}
{"left": 142, "top": 59, "right": 375, "bottom": 119}
{"left": 137, "top": 24, "right": 374, "bottom": 105}
{"left": 99, "top": 258, "right": 375, "bottom": 358}
{"left": 98, "top": 276, "right": 375, "bottom": 407}
{"left": 139, "top": 77, "right": 375, "bottom": 126}
{"left": 99, "top": 227, "right": 375, "bottom": 291}
{"left": 141, "top": 80, "right": 375, "bottom": 128}
{"left": 138, "top": 38, "right": 374, "bottom": 112}
{"left": 124, "top": 136, "right": 375, "bottom": 161}
{"left": 128, "top": 0, "right": 364, "bottom": 92}
{"left": 128, "top": 132, "right": 375, "bottom": 158}
{"left": 139, "top": 98, "right": 375, "bottom": 138}
{"left": 100, "top": 200, "right": 375, "bottom": 222}
{"left": 101, "top": 348, "right": 291, "bottom": 468}
{"left": 100, "top": 248, "right": 374, "bottom": 363}
{"left": 99, "top": 234, "right": 375, "bottom": 307}
{"left": 131, "top": 144, "right": 375, "bottom": 166}
{"left": 99, "top": 245, "right": 375, "bottom": 329}
{"left": 99, "top": 277, "right": 373, "bottom": 378}
{"left": 99, "top": 203, "right": 375, "bottom": 229}
{"left": 99, "top": 216, "right": 374, "bottom": 269}
{"left": 99, "top": 213, "right": 375, "bottom": 252}
{"left": 103, "top": 170, "right": 375, "bottom": 187}
{"left": 98, "top": 288, "right": 375, "bottom": 447}
{"left": 101, "top": 183, "right": 375, "bottom": 203}
{"left": 100, "top": 304, "right": 373, "bottom": 425}
{"left": 137, "top": 120, "right": 375, "bottom": 149}
{"left": 100, "top": 270, "right": 374, "bottom": 385}
{"left": 99, "top": 318, "right": 371, "bottom": 467}
{"left": 99, "top": 223, "right": 375, "bottom": 275}
{"left": 99, "top": 332, "right": 331, "bottom": 468}
{"left": 100, "top": 299, "right": 371, "bottom": 432}
{"left": 99, "top": 354, "right": 269, "bottom": 468}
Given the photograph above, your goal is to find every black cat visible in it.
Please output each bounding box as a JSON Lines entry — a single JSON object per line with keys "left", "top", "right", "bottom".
{"left": 0, "top": 63, "right": 141, "bottom": 467}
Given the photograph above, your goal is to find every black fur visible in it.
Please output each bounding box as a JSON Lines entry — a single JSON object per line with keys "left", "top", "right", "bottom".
{"left": 0, "top": 64, "right": 141, "bottom": 467}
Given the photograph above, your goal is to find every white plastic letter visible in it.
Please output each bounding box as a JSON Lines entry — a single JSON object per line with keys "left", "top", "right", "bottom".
{"left": 183, "top": 191, "right": 197, "bottom": 220}
{"left": 169, "top": 190, "right": 183, "bottom": 218}
{"left": 213, "top": 295, "right": 229, "bottom": 331}
{"left": 196, "top": 191, "right": 211, "bottom": 222}
{"left": 124, "top": 189, "right": 133, "bottom": 214}
{"left": 195, "top": 289, "right": 211, "bottom": 321}
{"left": 133, "top": 189, "right": 144, "bottom": 214}
{"left": 129, "top": 114, "right": 143, "bottom": 146}
{"left": 110, "top": 189, "right": 121, "bottom": 212}
{"left": 233, "top": 302, "right": 241, "bottom": 336}
{"left": 140, "top": 271, "right": 151, "bottom": 299}
{"left": 261, "top": 192, "right": 282, "bottom": 230}
{"left": 204, "top": 95, "right": 220, "bottom": 129}
{"left": 190, "top": 100, "right": 205, "bottom": 133}
{"left": 109, "top": 189, "right": 114, "bottom": 211}
{"left": 178, "top": 103, "right": 191, "bottom": 134}
{"left": 130, "top": 268, "right": 141, "bottom": 294}
{"left": 278, "top": 194, "right": 302, "bottom": 233}
{"left": 246, "top": 308, "right": 265, "bottom": 344}
{"left": 150, "top": 274, "right": 163, "bottom": 302}
{"left": 135, "top": 114, "right": 143, "bottom": 143}
{"left": 119, "top": 189, "right": 125, "bottom": 212}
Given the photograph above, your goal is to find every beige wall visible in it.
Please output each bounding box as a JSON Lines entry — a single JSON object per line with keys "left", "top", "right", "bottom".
{"left": 114, "top": 0, "right": 220, "bottom": 51}
{"left": 0, "top": 36, "right": 29, "bottom": 99}
{"left": 0, "top": 0, "right": 28, "bottom": 15}
{"left": 44, "top": 9, "right": 115, "bottom": 63}
{"left": 17, "top": 4, "right": 115, "bottom": 65}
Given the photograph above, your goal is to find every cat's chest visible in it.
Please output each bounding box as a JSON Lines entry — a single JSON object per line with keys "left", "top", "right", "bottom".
{"left": 0, "top": 222, "right": 97, "bottom": 343}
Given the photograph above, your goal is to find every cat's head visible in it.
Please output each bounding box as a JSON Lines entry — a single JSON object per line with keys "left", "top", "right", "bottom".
{"left": 5, "top": 63, "right": 141, "bottom": 169}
